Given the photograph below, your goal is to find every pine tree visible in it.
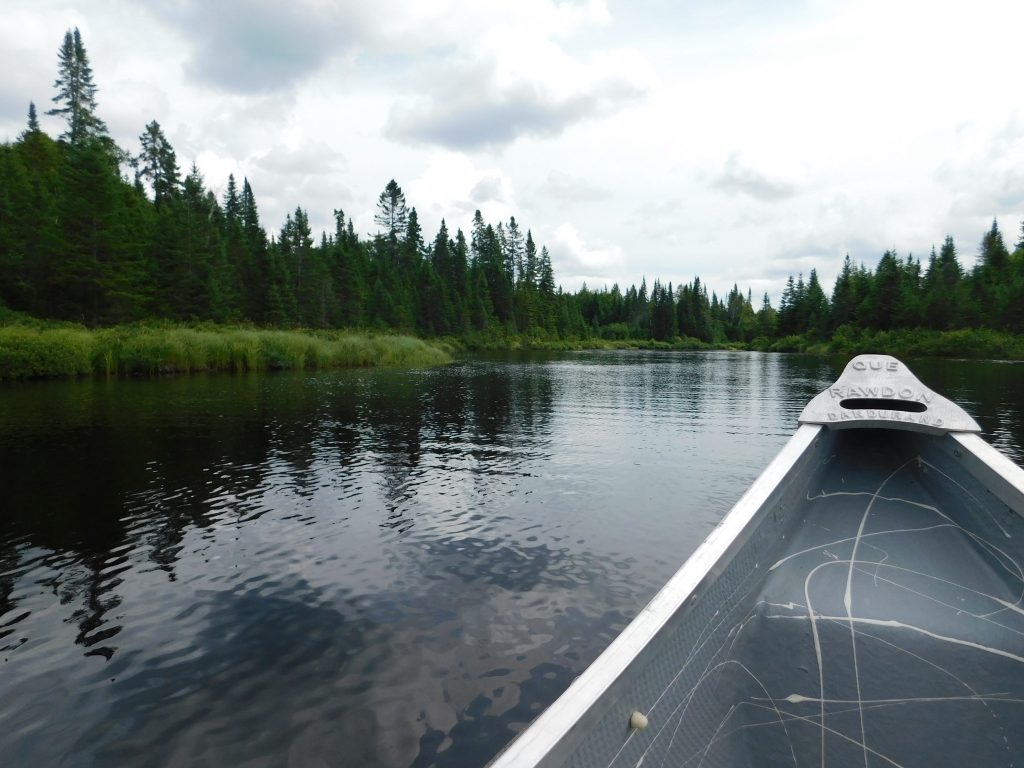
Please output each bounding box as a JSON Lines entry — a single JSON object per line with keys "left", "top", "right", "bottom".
{"left": 374, "top": 179, "right": 408, "bottom": 241}
{"left": 223, "top": 174, "right": 240, "bottom": 223}
{"left": 524, "top": 231, "right": 538, "bottom": 288}
{"left": 481, "top": 223, "right": 513, "bottom": 323}
{"left": 137, "top": 121, "right": 180, "bottom": 206}
{"left": 981, "top": 218, "right": 1009, "bottom": 275}
{"left": 48, "top": 29, "right": 108, "bottom": 144}
{"left": 922, "top": 236, "right": 963, "bottom": 330}
{"left": 238, "top": 178, "right": 271, "bottom": 320}
{"left": 403, "top": 207, "right": 423, "bottom": 272}
{"left": 538, "top": 246, "right": 556, "bottom": 331}
{"left": 507, "top": 217, "right": 525, "bottom": 285}
{"left": 175, "top": 163, "right": 224, "bottom": 318}
{"left": 757, "top": 292, "right": 777, "bottom": 338}
{"left": 777, "top": 275, "right": 797, "bottom": 335}
{"left": 804, "top": 269, "right": 829, "bottom": 338}
{"left": 55, "top": 138, "right": 144, "bottom": 323}
{"left": 330, "top": 208, "right": 366, "bottom": 326}
{"left": 25, "top": 102, "right": 40, "bottom": 135}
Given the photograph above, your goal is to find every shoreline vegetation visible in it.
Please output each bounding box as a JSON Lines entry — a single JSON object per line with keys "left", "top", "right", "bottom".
{"left": 3, "top": 320, "right": 1023, "bottom": 381}
{"left": 4, "top": 30, "right": 1024, "bottom": 381}
{"left": 457, "top": 326, "right": 1024, "bottom": 359}
{"left": 0, "top": 321, "right": 452, "bottom": 380}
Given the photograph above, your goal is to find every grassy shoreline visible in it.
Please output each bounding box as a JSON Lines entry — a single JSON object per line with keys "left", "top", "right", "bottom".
{"left": 3, "top": 322, "right": 1023, "bottom": 381}
{"left": 448, "top": 327, "right": 1024, "bottom": 360}
{"left": 448, "top": 328, "right": 1024, "bottom": 361}
{"left": 752, "top": 327, "right": 1024, "bottom": 360}
{"left": 0, "top": 323, "right": 453, "bottom": 380}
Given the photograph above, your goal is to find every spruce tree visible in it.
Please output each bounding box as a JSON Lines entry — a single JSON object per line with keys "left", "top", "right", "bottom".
{"left": 48, "top": 29, "right": 108, "bottom": 144}
{"left": 26, "top": 102, "right": 40, "bottom": 134}
{"left": 830, "top": 255, "right": 856, "bottom": 331}
{"left": 981, "top": 218, "right": 1009, "bottom": 274}
{"left": 137, "top": 121, "right": 180, "bottom": 206}
{"left": 524, "top": 231, "right": 538, "bottom": 287}
{"left": 506, "top": 217, "right": 525, "bottom": 285}
{"left": 374, "top": 179, "right": 408, "bottom": 241}
{"left": 803, "top": 269, "right": 829, "bottom": 338}
{"left": 223, "top": 174, "right": 240, "bottom": 223}
{"left": 757, "top": 293, "right": 777, "bottom": 338}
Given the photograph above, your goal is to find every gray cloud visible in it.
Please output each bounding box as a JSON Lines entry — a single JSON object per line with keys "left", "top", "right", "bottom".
{"left": 385, "top": 63, "right": 646, "bottom": 150}
{"left": 469, "top": 175, "right": 506, "bottom": 204}
{"left": 0, "top": 59, "right": 52, "bottom": 140}
{"left": 709, "top": 153, "right": 797, "bottom": 202}
{"left": 539, "top": 171, "right": 612, "bottom": 203}
{"left": 240, "top": 142, "right": 353, "bottom": 235}
{"left": 251, "top": 141, "right": 346, "bottom": 177}
{"left": 934, "top": 119, "right": 1024, "bottom": 260}
{"left": 153, "top": 1, "right": 356, "bottom": 93}
{"left": 762, "top": 234, "right": 885, "bottom": 282}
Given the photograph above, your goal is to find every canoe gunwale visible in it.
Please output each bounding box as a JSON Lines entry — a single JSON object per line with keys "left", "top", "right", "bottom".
{"left": 951, "top": 432, "right": 1024, "bottom": 516}
{"left": 486, "top": 423, "right": 826, "bottom": 767}
{"left": 488, "top": 354, "right": 1024, "bottom": 767}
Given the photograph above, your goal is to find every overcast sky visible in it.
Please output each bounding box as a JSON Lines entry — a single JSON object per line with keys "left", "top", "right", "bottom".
{"left": 3, "top": 0, "right": 1024, "bottom": 301}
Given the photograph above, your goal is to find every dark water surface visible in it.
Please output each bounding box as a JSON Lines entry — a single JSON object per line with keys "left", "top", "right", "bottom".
{"left": 1, "top": 351, "right": 1022, "bottom": 767}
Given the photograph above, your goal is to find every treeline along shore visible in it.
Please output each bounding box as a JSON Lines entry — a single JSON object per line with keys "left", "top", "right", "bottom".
{"left": 4, "top": 29, "right": 1024, "bottom": 380}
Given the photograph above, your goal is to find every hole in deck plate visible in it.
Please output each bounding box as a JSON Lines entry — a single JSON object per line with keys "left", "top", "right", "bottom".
{"left": 839, "top": 398, "right": 926, "bottom": 413}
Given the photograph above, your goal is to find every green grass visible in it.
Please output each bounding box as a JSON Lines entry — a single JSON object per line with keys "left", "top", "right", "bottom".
{"left": 0, "top": 324, "right": 452, "bottom": 380}
{"left": 762, "top": 326, "right": 1024, "bottom": 360}
{"left": 447, "top": 333, "right": 712, "bottom": 352}
{"left": 5, "top": 319, "right": 1023, "bottom": 382}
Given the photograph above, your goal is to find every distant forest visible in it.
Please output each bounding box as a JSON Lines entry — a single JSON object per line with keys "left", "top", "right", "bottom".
{"left": 3, "top": 29, "right": 1024, "bottom": 345}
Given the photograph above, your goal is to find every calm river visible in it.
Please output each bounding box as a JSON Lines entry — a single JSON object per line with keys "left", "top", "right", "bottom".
{"left": 2, "top": 351, "right": 1022, "bottom": 767}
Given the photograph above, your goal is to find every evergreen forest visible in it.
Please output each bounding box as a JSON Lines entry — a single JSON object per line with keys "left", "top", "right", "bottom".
{"left": 4, "top": 29, "right": 1024, "bottom": 361}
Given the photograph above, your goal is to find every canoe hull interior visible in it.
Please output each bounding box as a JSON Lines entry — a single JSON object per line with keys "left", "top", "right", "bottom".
{"left": 493, "top": 425, "right": 1024, "bottom": 767}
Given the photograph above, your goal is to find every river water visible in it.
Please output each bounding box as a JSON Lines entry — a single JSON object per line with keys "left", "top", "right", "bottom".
{"left": 1, "top": 351, "right": 1022, "bottom": 767}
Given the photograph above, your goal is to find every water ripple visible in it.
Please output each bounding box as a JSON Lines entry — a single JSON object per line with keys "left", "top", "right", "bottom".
{"left": 0, "top": 352, "right": 1020, "bottom": 766}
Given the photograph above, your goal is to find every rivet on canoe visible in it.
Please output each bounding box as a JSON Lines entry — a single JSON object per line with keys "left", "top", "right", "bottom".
{"left": 629, "top": 711, "right": 649, "bottom": 731}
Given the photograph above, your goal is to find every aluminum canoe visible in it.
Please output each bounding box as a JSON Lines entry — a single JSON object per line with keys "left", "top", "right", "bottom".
{"left": 489, "top": 354, "right": 1024, "bottom": 768}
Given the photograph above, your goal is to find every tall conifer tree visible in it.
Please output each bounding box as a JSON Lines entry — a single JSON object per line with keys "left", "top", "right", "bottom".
{"left": 48, "top": 29, "right": 107, "bottom": 144}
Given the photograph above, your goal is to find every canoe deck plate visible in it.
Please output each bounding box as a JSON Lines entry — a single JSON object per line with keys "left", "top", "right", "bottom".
{"left": 799, "top": 354, "right": 981, "bottom": 435}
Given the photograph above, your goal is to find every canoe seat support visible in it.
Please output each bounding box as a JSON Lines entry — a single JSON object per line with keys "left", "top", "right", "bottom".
{"left": 798, "top": 354, "right": 981, "bottom": 436}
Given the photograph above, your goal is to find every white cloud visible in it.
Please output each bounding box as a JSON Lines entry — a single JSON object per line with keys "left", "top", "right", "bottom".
{"left": 549, "top": 223, "right": 626, "bottom": 291}
{"left": 404, "top": 151, "right": 519, "bottom": 238}
{"left": 5, "top": 0, "right": 1024, "bottom": 305}
{"left": 538, "top": 171, "right": 612, "bottom": 203}
{"left": 709, "top": 152, "right": 798, "bottom": 202}
{"left": 385, "top": 46, "right": 649, "bottom": 150}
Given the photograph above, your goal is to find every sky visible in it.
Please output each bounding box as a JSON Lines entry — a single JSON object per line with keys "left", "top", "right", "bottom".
{"left": 3, "top": 0, "right": 1024, "bottom": 302}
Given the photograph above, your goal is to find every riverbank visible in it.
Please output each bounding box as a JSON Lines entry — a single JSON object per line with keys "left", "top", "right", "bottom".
{"left": 0, "top": 323, "right": 452, "bottom": 380}
{"left": 4, "top": 320, "right": 1023, "bottom": 381}
{"left": 450, "top": 327, "right": 1024, "bottom": 360}
{"left": 449, "top": 334, "right": 715, "bottom": 352}
{"left": 757, "top": 327, "right": 1024, "bottom": 360}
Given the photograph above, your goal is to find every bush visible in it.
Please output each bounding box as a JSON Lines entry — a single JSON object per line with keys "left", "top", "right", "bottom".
{"left": 0, "top": 324, "right": 451, "bottom": 380}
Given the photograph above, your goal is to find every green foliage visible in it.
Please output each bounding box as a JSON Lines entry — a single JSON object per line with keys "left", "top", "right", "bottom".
{"left": 760, "top": 325, "right": 1024, "bottom": 360}
{"left": 6, "top": 28, "right": 1024, "bottom": 370}
{"left": 47, "top": 28, "right": 108, "bottom": 144}
{"left": 0, "top": 324, "right": 451, "bottom": 380}
{"left": 0, "top": 325, "right": 95, "bottom": 378}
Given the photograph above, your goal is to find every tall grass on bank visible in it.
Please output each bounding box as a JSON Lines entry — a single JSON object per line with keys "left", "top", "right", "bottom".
{"left": 446, "top": 333, "right": 712, "bottom": 352}
{"left": 758, "top": 326, "right": 1024, "bottom": 360}
{"left": 0, "top": 324, "right": 452, "bottom": 380}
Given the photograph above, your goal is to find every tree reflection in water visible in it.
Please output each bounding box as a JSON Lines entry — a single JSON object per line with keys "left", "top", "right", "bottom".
{"left": 0, "top": 353, "right": 1020, "bottom": 766}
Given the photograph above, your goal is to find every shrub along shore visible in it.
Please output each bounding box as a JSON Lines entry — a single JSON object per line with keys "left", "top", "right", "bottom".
{"left": 2, "top": 321, "right": 1023, "bottom": 382}
{"left": 0, "top": 323, "right": 452, "bottom": 380}
{"left": 452, "top": 326, "right": 1024, "bottom": 360}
